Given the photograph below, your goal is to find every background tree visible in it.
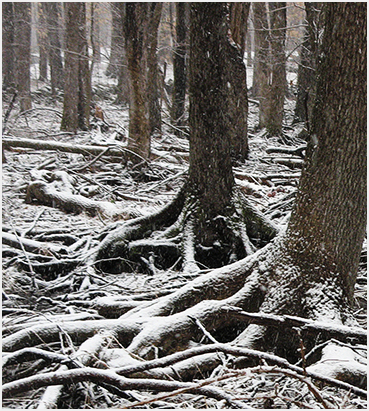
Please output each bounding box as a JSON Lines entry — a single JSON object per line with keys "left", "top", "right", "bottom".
{"left": 227, "top": 2, "right": 250, "bottom": 161}
{"left": 106, "top": 3, "right": 124, "bottom": 78}
{"left": 44, "top": 2, "right": 64, "bottom": 96}
{"left": 252, "top": 2, "right": 269, "bottom": 117}
{"left": 171, "top": 2, "right": 189, "bottom": 132}
{"left": 260, "top": 2, "right": 287, "bottom": 135}
{"left": 37, "top": 3, "right": 48, "bottom": 82}
{"left": 13, "top": 2, "right": 32, "bottom": 112}
{"left": 2, "top": 2, "right": 15, "bottom": 91}
{"left": 293, "top": 3, "right": 322, "bottom": 126}
{"left": 61, "top": 2, "right": 91, "bottom": 133}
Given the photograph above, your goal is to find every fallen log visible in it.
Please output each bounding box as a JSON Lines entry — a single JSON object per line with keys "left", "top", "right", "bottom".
{"left": 3, "top": 137, "right": 126, "bottom": 159}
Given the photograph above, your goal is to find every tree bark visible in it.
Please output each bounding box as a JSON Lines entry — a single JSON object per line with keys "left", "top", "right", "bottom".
{"left": 262, "top": 2, "right": 287, "bottom": 135}
{"left": 171, "top": 2, "right": 189, "bottom": 131}
{"left": 13, "top": 2, "right": 32, "bottom": 112}
{"left": 293, "top": 3, "right": 322, "bottom": 126}
{"left": 37, "top": 3, "right": 48, "bottom": 82}
{"left": 2, "top": 3, "right": 15, "bottom": 91}
{"left": 106, "top": 4, "right": 124, "bottom": 78}
{"left": 61, "top": 2, "right": 91, "bottom": 133}
{"left": 45, "top": 2, "right": 64, "bottom": 95}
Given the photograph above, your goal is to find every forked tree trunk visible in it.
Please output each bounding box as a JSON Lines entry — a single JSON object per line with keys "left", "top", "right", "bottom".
{"left": 61, "top": 3, "right": 91, "bottom": 133}
{"left": 2, "top": 3, "right": 15, "bottom": 91}
{"left": 13, "top": 2, "right": 32, "bottom": 112}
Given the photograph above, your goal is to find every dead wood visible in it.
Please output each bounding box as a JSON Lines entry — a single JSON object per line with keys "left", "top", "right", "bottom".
{"left": 3, "top": 137, "right": 127, "bottom": 159}
{"left": 26, "top": 181, "right": 131, "bottom": 220}
{"left": 266, "top": 145, "right": 306, "bottom": 158}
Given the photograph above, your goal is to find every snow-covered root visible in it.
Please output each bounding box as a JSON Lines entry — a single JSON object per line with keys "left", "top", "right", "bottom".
{"left": 2, "top": 318, "right": 144, "bottom": 352}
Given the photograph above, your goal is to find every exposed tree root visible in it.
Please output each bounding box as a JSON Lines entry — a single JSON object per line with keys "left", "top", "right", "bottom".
{"left": 95, "top": 184, "right": 277, "bottom": 274}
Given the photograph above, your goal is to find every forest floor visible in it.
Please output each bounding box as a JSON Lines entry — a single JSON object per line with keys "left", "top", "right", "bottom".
{"left": 2, "top": 69, "right": 367, "bottom": 409}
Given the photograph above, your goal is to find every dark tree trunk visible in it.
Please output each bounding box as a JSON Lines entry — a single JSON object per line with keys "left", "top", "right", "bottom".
{"left": 252, "top": 2, "right": 269, "bottom": 104}
{"left": 61, "top": 2, "right": 91, "bottom": 133}
{"left": 125, "top": 3, "right": 151, "bottom": 161}
{"left": 37, "top": 3, "right": 48, "bottom": 82}
{"left": 171, "top": 2, "right": 189, "bottom": 131}
{"left": 293, "top": 3, "right": 322, "bottom": 126}
{"left": 228, "top": 2, "right": 250, "bottom": 161}
{"left": 262, "top": 2, "right": 287, "bottom": 135}
{"left": 147, "top": 3, "right": 163, "bottom": 134}
{"left": 106, "top": 4, "right": 124, "bottom": 78}
{"left": 13, "top": 2, "right": 32, "bottom": 112}
{"left": 45, "top": 2, "right": 64, "bottom": 95}
{"left": 287, "top": 2, "right": 367, "bottom": 303}
{"left": 2, "top": 2, "right": 15, "bottom": 91}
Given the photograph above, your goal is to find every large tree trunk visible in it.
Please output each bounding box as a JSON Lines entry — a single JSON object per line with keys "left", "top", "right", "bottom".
{"left": 293, "top": 3, "right": 322, "bottom": 126}
{"left": 45, "top": 2, "right": 64, "bottom": 95}
{"left": 13, "top": 2, "right": 32, "bottom": 112}
{"left": 171, "top": 2, "right": 189, "bottom": 132}
{"left": 2, "top": 3, "right": 15, "bottom": 91}
{"left": 61, "top": 3, "right": 91, "bottom": 133}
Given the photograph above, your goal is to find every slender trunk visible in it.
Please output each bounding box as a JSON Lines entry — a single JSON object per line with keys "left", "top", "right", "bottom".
{"left": 2, "top": 3, "right": 15, "bottom": 91}
{"left": 45, "top": 2, "right": 64, "bottom": 95}
{"left": 293, "top": 3, "right": 322, "bottom": 126}
{"left": 106, "top": 4, "right": 124, "bottom": 78}
{"left": 263, "top": 2, "right": 287, "bottom": 135}
{"left": 13, "top": 2, "right": 32, "bottom": 112}
{"left": 228, "top": 2, "right": 250, "bottom": 161}
{"left": 61, "top": 3, "right": 90, "bottom": 132}
{"left": 115, "top": 3, "right": 129, "bottom": 105}
{"left": 147, "top": 3, "right": 163, "bottom": 134}
{"left": 125, "top": 3, "right": 150, "bottom": 160}
{"left": 37, "top": 3, "right": 48, "bottom": 82}
{"left": 252, "top": 2, "right": 269, "bottom": 107}
{"left": 171, "top": 2, "right": 189, "bottom": 130}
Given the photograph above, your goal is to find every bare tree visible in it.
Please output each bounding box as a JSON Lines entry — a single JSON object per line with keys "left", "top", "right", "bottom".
{"left": 13, "top": 2, "right": 32, "bottom": 112}
{"left": 61, "top": 2, "right": 91, "bottom": 132}
{"left": 2, "top": 3, "right": 15, "bottom": 91}
{"left": 37, "top": 3, "right": 48, "bottom": 82}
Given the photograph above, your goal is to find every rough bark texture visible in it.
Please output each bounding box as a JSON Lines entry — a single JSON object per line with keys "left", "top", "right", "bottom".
{"left": 262, "top": 2, "right": 287, "bottom": 135}
{"left": 252, "top": 3, "right": 269, "bottom": 108}
{"left": 147, "top": 3, "right": 163, "bottom": 134}
{"left": 171, "top": 2, "right": 189, "bottom": 130}
{"left": 61, "top": 3, "right": 91, "bottom": 133}
{"left": 45, "top": 2, "right": 64, "bottom": 95}
{"left": 287, "top": 2, "right": 367, "bottom": 303}
{"left": 228, "top": 3, "right": 250, "bottom": 161}
{"left": 13, "top": 2, "right": 32, "bottom": 112}
{"left": 293, "top": 3, "right": 322, "bottom": 125}
{"left": 2, "top": 2, "right": 15, "bottom": 91}
{"left": 125, "top": 3, "right": 151, "bottom": 161}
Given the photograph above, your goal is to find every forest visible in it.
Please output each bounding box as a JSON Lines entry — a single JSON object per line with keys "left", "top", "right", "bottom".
{"left": 2, "top": 2, "right": 367, "bottom": 409}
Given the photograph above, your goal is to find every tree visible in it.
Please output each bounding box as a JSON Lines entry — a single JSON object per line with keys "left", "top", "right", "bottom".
{"left": 96, "top": 2, "right": 276, "bottom": 273}
{"left": 13, "top": 2, "right": 32, "bottom": 112}
{"left": 227, "top": 2, "right": 250, "bottom": 160}
{"left": 260, "top": 2, "right": 287, "bottom": 135}
{"left": 96, "top": 1, "right": 366, "bottom": 382}
{"left": 171, "top": 2, "right": 189, "bottom": 132}
{"left": 106, "top": 4, "right": 124, "bottom": 78}
{"left": 124, "top": 3, "right": 163, "bottom": 161}
{"left": 37, "top": 3, "right": 48, "bottom": 82}
{"left": 293, "top": 3, "right": 322, "bottom": 126}
{"left": 61, "top": 2, "right": 91, "bottom": 133}
{"left": 44, "top": 2, "right": 64, "bottom": 96}
{"left": 2, "top": 2, "right": 15, "bottom": 91}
